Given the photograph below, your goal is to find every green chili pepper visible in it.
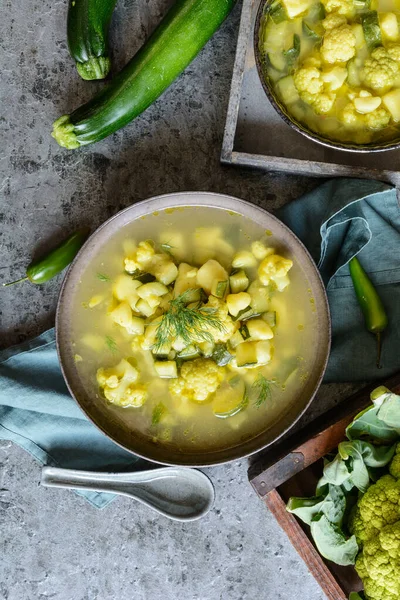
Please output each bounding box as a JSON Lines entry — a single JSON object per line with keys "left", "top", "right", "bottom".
{"left": 3, "top": 227, "right": 90, "bottom": 287}
{"left": 349, "top": 256, "right": 388, "bottom": 369}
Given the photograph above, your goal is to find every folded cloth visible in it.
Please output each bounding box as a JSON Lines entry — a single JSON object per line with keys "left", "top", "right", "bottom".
{"left": 0, "top": 330, "right": 141, "bottom": 508}
{"left": 1, "top": 178, "right": 399, "bottom": 508}
{"left": 277, "top": 178, "right": 400, "bottom": 382}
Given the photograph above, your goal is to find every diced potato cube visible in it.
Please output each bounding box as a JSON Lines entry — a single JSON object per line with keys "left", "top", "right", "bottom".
{"left": 351, "top": 23, "right": 365, "bottom": 48}
{"left": 174, "top": 263, "right": 198, "bottom": 297}
{"left": 152, "top": 256, "right": 178, "bottom": 285}
{"left": 380, "top": 12, "right": 399, "bottom": 41}
{"left": 88, "top": 294, "right": 104, "bottom": 308}
{"left": 321, "top": 66, "right": 348, "bottom": 91}
{"left": 159, "top": 231, "right": 186, "bottom": 261}
{"left": 273, "top": 274, "right": 291, "bottom": 292}
{"left": 142, "top": 318, "right": 162, "bottom": 350}
{"left": 113, "top": 274, "right": 142, "bottom": 301}
{"left": 247, "top": 319, "right": 274, "bottom": 341}
{"left": 146, "top": 295, "right": 162, "bottom": 309}
{"left": 81, "top": 334, "right": 104, "bottom": 352}
{"left": 256, "top": 341, "right": 272, "bottom": 365}
{"left": 215, "top": 239, "right": 235, "bottom": 259}
{"left": 235, "top": 341, "right": 258, "bottom": 367}
{"left": 110, "top": 301, "right": 132, "bottom": 328}
{"left": 248, "top": 281, "right": 270, "bottom": 313}
{"left": 282, "top": 0, "right": 312, "bottom": 18}
{"left": 354, "top": 96, "right": 381, "bottom": 114}
{"left": 226, "top": 292, "right": 251, "bottom": 317}
{"left": 136, "top": 299, "right": 157, "bottom": 317}
{"left": 193, "top": 227, "right": 223, "bottom": 247}
{"left": 110, "top": 301, "right": 145, "bottom": 335}
{"left": 137, "top": 282, "right": 169, "bottom": 299}
{"left": 197, "top": 341, "right": 215, "bottom": 357}
{"left": 154, "top": 361, "right": 178, "bottom": 379}
{"left": 171, "top": 336, "right": 187, "bottom": 352}
{"left": 197, "top": 259, "right": 228, "bottom": 295}
{"left": 232, "top": 251, "right": 257, "bottom": 269}
{"left": 251, "top": 241, "right": 274, "bottom": 261}
{"left": 193, "top": 247, "right": 215, "bottom": 265}
{"left": 383, "top": 89, "right": 400, "bottom": 121}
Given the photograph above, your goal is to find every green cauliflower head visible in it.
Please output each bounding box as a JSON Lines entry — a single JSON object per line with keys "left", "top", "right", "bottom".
{"left": 362, "top": 47, "right": 399, "bottom": 92}
{"left": 356, "top": 521, "right": 400, "bottom": 600}
{"left": 350, "top": 445, "right": 400, "bottom": 600}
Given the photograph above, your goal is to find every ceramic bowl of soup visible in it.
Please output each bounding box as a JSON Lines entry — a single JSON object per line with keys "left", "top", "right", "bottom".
{"left": 56, "top": 192, "right": 330, "bottom": 466}
{"left": 255, "top": 0, "right": 400, "bottom": 152}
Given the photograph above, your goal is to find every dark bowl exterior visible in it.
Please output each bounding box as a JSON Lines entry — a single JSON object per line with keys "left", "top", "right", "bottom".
{"left": 254, "top": 0, "right": 400, "bottom": 153}
{"left": 56, "top": 192, "right": 331, "bottom": 467}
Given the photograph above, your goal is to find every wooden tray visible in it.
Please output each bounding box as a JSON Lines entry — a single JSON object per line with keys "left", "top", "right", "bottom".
{"left": 221, "top": 0, "right": 400, "bottom": 185}
{"left": 248, "top": 372, "right": 400, "bottom": 600}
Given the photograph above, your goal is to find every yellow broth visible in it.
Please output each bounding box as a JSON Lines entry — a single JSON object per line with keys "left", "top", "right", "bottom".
{"left": 259, "top": 0, "right": 400, "bottom": 145}
{"left": 70, "top": 207, "right": 318, "bottom": 454}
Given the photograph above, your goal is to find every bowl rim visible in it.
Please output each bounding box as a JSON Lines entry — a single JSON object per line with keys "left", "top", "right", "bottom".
{"left": 56, "top": 191, "right": 331, "bottom": 467}
{"left": 253, "top": 0, "right": 400, "bottom": 154}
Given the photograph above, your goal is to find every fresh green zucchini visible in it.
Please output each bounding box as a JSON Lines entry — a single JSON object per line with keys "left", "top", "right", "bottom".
{"left": 362, "top": 11, "right": 382, "bottom": 50}
{"left": 53, "top": 0, "right": 236, "bottom": 148}
{"left": 235, "top": 341, "right": 258, "bottom": 367}
{"left": 347, "top": 58, "right": 361, "bottom": 87}
{"left": 305, "top": 2, "right": 325, "bottom": 21}
{"left": 68, "top": 0, "right": 117, "bottom": 80}
{"left": 212, "top": 377, "right": 248, "bottom": 418}
{"left": 302, "top": 21, "right": 322, "bottom": 41}
{"left": 283, "top": 34, "right": 300, "bottom": 68}
{"left": 229, "top": 269, "right": 249, "bottom": 294}
{"left": 263, "top": 311, "right": 277, "bottom": 327}
{"left": 268, "top": 0, "right": 287, "bottom": 24}
{"left": 211, "top": 279, "right": 229, "bottom": 299}
{"left": 178, "top": 345, "right": 200, "bottom": 360}
{"left": 212, "top": 344, "right": 233, "bottom": 366}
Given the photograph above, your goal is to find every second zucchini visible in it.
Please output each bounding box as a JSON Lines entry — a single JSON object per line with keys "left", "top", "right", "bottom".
{"left": 67, "top": 0, "right": 118, "bottom": 80}
{"left": 53, "top": 0, "right": 236, "bottom": 148}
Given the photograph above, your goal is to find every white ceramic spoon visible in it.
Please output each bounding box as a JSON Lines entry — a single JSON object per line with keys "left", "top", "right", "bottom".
{"left": 41, "top": 466, "right": 214, "bottom": 522}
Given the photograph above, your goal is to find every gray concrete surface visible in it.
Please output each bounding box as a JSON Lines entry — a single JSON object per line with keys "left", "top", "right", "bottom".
{"left": 1, "top": 0, "right": 360, "bottom": 598}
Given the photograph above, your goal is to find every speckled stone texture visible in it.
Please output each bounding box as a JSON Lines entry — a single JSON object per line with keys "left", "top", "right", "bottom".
{"left": 1, "top": 1, "right": 361, "bottom": 598}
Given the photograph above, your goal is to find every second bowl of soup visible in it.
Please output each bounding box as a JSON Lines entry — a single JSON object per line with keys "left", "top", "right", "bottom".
{"left": 256, "top": 0, "right": 400, "bottom": 151}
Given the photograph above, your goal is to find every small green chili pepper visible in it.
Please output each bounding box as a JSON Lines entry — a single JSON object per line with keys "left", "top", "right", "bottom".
{"left": 3, "top": 227, "right": 90, "bottom": 287}
{"left": 349, "top": 256, "right": 388, "bottom": 369}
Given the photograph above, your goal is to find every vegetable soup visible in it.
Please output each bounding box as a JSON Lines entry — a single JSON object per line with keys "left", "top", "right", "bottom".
{"left": 259, "top": 0, "right": 400, "bottom": 145}
{"left": 70, "top": 206, "right": 318, "bottom": 454}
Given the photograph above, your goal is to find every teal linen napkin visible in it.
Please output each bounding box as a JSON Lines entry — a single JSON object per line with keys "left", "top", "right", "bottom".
{"left": 277, "top": 178, "right": 400, "bottom": 382}
{"left": 0, "top": 330, "right": 141, "bottom": 508}
{"left": 1, "top": 178, "right": 399, "bottom": 508}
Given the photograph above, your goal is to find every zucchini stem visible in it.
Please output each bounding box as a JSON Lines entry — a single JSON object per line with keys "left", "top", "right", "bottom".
{"left": 3, "top": 276, "right": 29, "bottom": 287}
{"left": 51, "top": 115, "right": 81, "bottom": 149}
{"left": 76, "top": 56, "right": 111, "bottom": 80}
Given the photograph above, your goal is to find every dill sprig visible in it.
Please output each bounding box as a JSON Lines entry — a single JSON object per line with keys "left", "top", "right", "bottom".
{"left": 154, "top": 289, "right": 226, "bottom": 352}
{"left": 105, "top": 335, "right": 118, "bottom": 353}
{"left": 97, "top": 272, "right": 111, "bottom": 282}
{"left": 253, "top": 374, "right": 275, "bottom": 408}
{"left": 160, "top": 242, "right": 174, "bottom": 256}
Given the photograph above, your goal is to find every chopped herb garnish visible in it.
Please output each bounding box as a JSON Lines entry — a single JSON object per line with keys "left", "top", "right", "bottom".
{"left": 152, "top": 402, "right": 168, "bottom": 425}
{"left": 253, "top": 374, "right": 275, "bottom": 408}
{"left": 161, "top": 242, "right": 175, "bottom": 256}
{"left": 105, "top": 335, "right": 118, "bottom": 353}
{"left": 97, "top": 272, "right": 111, "bottom": 282}
{"left": 154, "top": 289, "right": 226, "bottom": 352}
